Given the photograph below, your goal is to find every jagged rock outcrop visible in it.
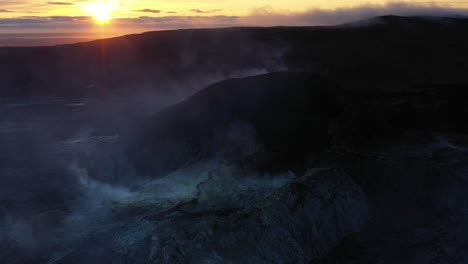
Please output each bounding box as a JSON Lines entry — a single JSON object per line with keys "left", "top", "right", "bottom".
{"left": 52, "top": 165, "right": 368, "bottom": 264}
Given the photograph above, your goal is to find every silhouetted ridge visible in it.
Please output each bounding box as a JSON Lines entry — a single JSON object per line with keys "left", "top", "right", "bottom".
{"left": 1, "top": 16, "right": 468, "bottom": 96}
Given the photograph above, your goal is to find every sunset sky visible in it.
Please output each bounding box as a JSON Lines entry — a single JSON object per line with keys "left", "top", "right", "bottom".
{"left": 0, "top": 1, "right": 467, "bottom": 34}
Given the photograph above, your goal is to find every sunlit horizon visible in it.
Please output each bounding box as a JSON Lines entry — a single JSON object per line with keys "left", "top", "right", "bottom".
{"left": 83, "top": 2, "right": 117, "bottom": 24}
{"left": 0, "top": 0, "right": 468, "bottom": 36}
{"left": 1, "top": 0, "right": 468, "bottom": 18}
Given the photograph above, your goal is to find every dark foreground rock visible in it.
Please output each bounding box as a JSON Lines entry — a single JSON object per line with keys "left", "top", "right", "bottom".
{"left": 48, "top": 165, "right": 368, "bottom": 264}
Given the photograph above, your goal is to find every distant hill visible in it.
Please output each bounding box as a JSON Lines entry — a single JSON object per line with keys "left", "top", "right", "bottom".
{"left": 131, "top": 71, "right": 343, "bottom": 176}
{"left": 130, "top": 69, "right": 468, "bottom": 176}
{"left": 0, "top": 33, "right": 99, "bottom": 47}
{"left": 0, "top": 15, "right": 467, "bottom": 96}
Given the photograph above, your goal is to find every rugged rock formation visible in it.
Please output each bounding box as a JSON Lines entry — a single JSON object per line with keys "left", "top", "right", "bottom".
{"left": 49, "top": 165, "right": 369, "bottom": 264}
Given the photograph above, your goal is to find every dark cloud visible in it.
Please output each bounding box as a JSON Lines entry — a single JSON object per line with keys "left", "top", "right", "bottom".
{"left": 134, "top": 9, "right": 161, "bottom": 14}
{"left": 47, "top": 1, "right": 74, "bottom": 5}
{"left": 116, "top": 15, "right": 238, "bottom": 29}
{"left": 0, "top": 9, "right": 13, "bottom": 13}
{"left": 48, "top": 16, "right": 92, "bottom": 22}
{"left": 190, "top": 9, "right": 222, "bottom": 14}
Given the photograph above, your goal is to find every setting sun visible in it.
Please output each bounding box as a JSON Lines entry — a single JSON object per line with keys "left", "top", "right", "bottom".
{"left": 84, "top": 2, "right": 116, "bottom": 23}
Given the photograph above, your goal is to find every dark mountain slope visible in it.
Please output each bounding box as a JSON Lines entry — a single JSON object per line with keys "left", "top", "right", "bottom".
{"left": 1, "top": 16, "right": 468, "bottom": 96}
{"left": 132, "top": 71, "right": 343, "bottom": 176}
{"left": 130, "top": 70, "right": 468, "bottom": 263}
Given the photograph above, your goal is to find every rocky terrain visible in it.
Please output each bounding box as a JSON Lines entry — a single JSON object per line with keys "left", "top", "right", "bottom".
{"left": 1, "top": 16, "right": 468, "bottom": 263}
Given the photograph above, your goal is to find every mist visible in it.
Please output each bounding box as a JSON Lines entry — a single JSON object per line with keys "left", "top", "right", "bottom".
{"left": 1, "top": 14, "right": 468, "bottom": 263}
{"left": 0, "top": 62, "right": 294, "bottom": 262}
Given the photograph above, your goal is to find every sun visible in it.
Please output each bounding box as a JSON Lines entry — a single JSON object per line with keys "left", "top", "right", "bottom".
{"left": 84, "top": 2, "right": 116, "bottom": 23}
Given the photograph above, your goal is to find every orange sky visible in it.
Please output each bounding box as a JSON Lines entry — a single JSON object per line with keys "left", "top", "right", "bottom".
{"left": 0, "top": 1, "right": 467, "bottom": 34}
{"left": 0, "top": 0, "right": 467, "bottom": 18}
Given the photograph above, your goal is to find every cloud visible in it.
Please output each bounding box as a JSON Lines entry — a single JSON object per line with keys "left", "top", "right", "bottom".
{"left": 47, "top": 1, "right": 74, "bottom": 5}
{"left": 134, "top": 8, "right": 161, "bottom": 14}
{"left": 0, "top": 16, "right": 94, "bottom": 31}
{"left": 190, "top": 9, "right": 223, "bottom": 14}
{"left": 0, "top": 9, "right": 13, "bottom": 13}
{"left": 115, "top": 15, "right": 238, "bottom": 30}
{"left": 243, "top": 2, "right": 468, "bottom": 26}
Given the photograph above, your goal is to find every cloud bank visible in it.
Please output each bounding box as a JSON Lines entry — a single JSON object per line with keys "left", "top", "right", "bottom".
{"left": 243, "top": 2, "right": 468, "bottom": 26}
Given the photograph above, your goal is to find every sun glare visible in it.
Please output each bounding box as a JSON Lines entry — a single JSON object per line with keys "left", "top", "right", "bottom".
{"left": 84, "top": 2, "right": 116, "bottom": 23}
